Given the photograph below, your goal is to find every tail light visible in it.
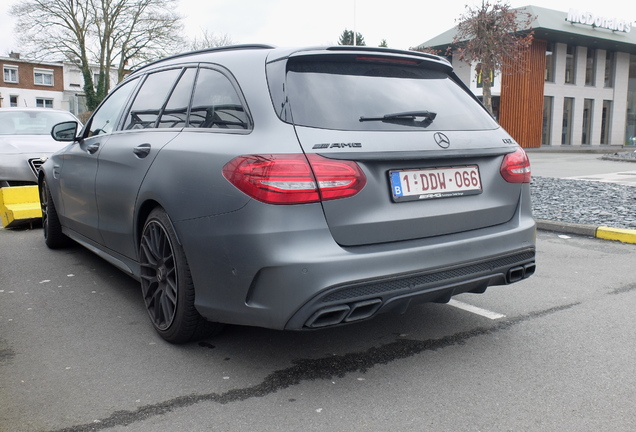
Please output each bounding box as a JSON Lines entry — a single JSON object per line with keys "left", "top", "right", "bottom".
{"left": 222, "top": 154, "right": 366, "bottom": 204}
{"left": 500, "top": 147, "right": 531, "bottom": 183}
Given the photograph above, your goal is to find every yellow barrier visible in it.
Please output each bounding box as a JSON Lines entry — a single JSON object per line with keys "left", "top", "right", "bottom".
{"left": 596, "top": 226, "right": 636, "bottom": 245}
{"left": 0, "top": 186, "right": 42, "bottom": 228}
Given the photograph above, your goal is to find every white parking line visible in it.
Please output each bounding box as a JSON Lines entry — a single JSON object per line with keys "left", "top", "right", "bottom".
{"left": 448, "top": 299, "right": 506, "bottom": 320}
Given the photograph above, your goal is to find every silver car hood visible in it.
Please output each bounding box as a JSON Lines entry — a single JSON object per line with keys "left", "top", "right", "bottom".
{"left": 0, "top": 135, "right": 66, "bottom": 155}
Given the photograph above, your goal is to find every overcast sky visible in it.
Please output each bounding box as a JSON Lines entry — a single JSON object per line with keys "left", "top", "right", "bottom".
{"left": 0, "top": 0, "right": 632, "bottom": 57}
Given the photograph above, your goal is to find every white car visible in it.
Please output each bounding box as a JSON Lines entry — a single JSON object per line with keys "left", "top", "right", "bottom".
{"left": 0, "top": 108, "right": 81, "bottom": 188}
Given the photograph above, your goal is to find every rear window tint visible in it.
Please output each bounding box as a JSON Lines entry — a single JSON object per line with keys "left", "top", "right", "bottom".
{"left": 124, "top": 69, "right": 182, "bottom": 130}
{"left": 158, "top": 68, "right": 196, "bottom": 129}
{"left": 282, "top": 60, "right": 498, "bottom": 131}
{"left": 188, "top": 68, "right": 250, "bottom": 130}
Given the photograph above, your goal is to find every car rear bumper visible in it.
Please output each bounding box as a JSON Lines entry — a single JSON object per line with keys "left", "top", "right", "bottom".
{"left": 176, "top": 189, "right": 536, "bottom": 330}
{"left": 285, "top": 248, "right": 535, "bottom": 329}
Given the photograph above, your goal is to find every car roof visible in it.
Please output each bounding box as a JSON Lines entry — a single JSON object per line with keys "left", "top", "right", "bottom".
{"left": 132, "top": 44, "right": 276, "bottom": 74}
{"left": 131, "top": 44, "right": 451, "bottom": 75}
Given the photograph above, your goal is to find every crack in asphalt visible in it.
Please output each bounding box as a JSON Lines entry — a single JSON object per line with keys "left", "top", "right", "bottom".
{"left": 46, "top": 303, "right": 579, "bottom": 432}
{"left": 608, "top": 283, "right": 636, "bottom": 295}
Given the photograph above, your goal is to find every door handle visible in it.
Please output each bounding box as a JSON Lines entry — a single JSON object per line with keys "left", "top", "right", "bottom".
{"left": 133, "top": 143, "right": 151, "bottom": 158}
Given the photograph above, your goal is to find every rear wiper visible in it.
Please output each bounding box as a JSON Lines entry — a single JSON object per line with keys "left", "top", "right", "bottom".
{"left": 359, "top": 110, "right": 437, "bottom": 123}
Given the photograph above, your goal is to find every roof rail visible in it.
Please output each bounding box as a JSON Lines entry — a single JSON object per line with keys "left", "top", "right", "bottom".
{"left": 133, "top": 44, "right": 276, "bottom": 73}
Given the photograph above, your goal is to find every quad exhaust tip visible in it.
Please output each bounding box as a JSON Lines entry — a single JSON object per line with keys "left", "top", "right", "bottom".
{"left": 306, "top": 262, "right": 537, "bottom": 328}
{"left": 507, "top": 262, "right": 536, "bottom": 283}
{"left": 305, "top": 299, "right": 382, "bottom": 328}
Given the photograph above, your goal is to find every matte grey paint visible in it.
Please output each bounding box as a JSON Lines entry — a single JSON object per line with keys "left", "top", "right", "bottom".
{"left": 40, "top": 46, "right": 536, "bottom": 332}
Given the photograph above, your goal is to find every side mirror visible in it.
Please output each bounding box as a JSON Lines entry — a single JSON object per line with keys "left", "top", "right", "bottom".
{"left": 51, "top": 121, "right": 79, "bottom": 142}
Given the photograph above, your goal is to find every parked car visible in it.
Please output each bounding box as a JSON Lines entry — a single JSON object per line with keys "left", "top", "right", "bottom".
{"left": 0, "top": 108, "right": 81, "bottom": 188}
{"left": 40, "top": 45, "right": 536, "bottom": 343}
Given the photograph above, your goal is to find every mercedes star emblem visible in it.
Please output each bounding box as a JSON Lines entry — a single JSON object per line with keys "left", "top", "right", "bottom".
{"left": 434, "top": 132, "right": 450, "bottom": 149}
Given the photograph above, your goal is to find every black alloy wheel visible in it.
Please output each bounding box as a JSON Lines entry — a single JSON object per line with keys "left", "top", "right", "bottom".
{"left": 40, "top": 179, "right": 70, "bottom": 249}
{"left": 139, "top": 208, "right": 221, "bottom": 343}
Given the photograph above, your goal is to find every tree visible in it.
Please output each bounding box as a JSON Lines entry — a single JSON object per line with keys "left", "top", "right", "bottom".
{"left": 451, "top": 0, "right": 534, "bottom": 115}
{"left": 189, "top": 29, "right": 235, "bottom": 51}
{"left": 105, "top": 0, "right": 185, "bottom": 84}
{"left": 379, "top": 39, "right": 388, "bottom": 48}
{"left": 11, "top": 0, "right": 185, "bottom": 110}
{"left": 410, "top": 46, "right": 441, "bottom": 56}
{"left": 338, "top": 29, "right": 366, "bottom": 46}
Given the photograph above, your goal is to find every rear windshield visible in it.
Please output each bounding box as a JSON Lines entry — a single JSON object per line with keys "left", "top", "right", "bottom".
{"left": 277, "top": 59, "right": 498, "bottom": 131}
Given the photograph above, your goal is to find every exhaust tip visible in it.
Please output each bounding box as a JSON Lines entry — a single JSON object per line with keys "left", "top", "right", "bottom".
{"left": 523, "top": 263, "right": 536, "bottom": 278}
{"left": 305, "top": 305, "right": 350, "bottom": 328}
{"left": 507, "top": 262, "right": 536, "bottom": 283}
{"left": 507, "top": 266, "right": 525, "bottom": 283}
{"left": 344, "top": 299, "right": 382, "bottom": 322}
{"left": 304, "top": 299, "right": 384, "bottom": 328}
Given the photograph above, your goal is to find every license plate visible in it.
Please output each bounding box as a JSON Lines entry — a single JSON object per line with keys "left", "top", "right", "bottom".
{"left": 389, "top": 165, "right": 482, "bottom": 202}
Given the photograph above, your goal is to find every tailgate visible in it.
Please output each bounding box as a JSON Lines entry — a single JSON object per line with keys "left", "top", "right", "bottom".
{"left": 270, "top": 49, "right": 526, "bottom": 246}
{"left": 296, "top": 128, "right": 521, "bottom": 246}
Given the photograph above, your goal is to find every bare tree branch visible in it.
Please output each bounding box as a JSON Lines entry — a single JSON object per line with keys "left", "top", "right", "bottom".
{"left": 189, "top": 29, "right": 235, "bottom": 51}
{"left": 11, "top": 0, "right": 185, "bottom": 110}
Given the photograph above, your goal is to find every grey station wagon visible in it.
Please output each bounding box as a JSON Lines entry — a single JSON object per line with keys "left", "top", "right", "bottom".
{"left": 40, "top": 45, "right": 536, "bottom": 343}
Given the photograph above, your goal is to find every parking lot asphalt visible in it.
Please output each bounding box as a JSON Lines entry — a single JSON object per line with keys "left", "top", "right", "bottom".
{"left": 527, "top": 146, "right": 636, "bottom": 244}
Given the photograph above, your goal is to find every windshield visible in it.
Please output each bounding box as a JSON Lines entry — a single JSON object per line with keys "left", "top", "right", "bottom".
{"left": 281, "top": 59, "right": 498, "bottom": 131}
{"left": 0, "top": 110, "right": 77, "bottom": 135}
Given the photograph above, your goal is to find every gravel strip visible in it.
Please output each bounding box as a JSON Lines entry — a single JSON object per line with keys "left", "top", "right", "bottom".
{"left": 531, "top": 176, "right": 636, "bottom": 229}
{"left": 602, "top": 149, "right": 636, "bottom": 161}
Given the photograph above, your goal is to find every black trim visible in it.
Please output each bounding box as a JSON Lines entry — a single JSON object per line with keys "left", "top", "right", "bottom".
{"left": 133, "top": 44, "right": 276, "bottom": 74}
{"left": 285, "top": 249, "right": 536, "bottom": 330}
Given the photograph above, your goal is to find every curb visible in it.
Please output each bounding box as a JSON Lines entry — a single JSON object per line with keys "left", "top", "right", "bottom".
{"left": 536, "top": 220, "right": 636, "bottom": 244}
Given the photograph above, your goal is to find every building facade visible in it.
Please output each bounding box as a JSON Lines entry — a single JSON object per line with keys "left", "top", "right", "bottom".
{"left": 1, "top": 53, "right": 65, "bottom": 110}
{"left": 1, "top": 52, "right": 120, "bottom": 116}
{"left": 419, "top": 6, "right": 636, "bottom": 148}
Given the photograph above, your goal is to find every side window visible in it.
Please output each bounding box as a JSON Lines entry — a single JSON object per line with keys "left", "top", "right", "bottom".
{"left": 188, "top": 68, "right": 249, "bottom": 130}
{"left": 123, "top": 69, "right": 182, "bottom": 130}
{"left": 87, "top": 78, "right": 138, "bottom": 137}
{"left": 157, "top": 68, "right": 196, "bottom": 129}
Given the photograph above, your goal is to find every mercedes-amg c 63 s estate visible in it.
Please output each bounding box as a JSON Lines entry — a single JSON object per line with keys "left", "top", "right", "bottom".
{"left": 40, "top": 45, "right": 536, "bottom": 343}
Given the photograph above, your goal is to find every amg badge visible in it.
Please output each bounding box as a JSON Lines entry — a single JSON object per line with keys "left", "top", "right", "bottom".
{"left": 312, "top": 143, "right": 362, "bottom": 149}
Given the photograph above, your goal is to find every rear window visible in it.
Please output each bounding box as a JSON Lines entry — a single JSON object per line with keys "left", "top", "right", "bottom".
{"left": 275, "top": 58, "right": 498, "bottom": 131}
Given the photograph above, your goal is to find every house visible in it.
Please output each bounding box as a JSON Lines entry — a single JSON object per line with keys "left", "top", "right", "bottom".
{"left": 1, "top": 52, "right": 65, "bottom": 110}
{"left": 1, "top": 52, "right": 120, "bottom": 116}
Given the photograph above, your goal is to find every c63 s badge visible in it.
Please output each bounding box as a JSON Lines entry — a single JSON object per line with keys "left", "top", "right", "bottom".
{"left": 312, "top": 143, "right": 362, "bottom": 149}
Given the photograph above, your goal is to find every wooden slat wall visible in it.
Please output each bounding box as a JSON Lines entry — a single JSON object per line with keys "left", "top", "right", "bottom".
{"left": 499, "top": 39, "right": 546, "bottom": 148}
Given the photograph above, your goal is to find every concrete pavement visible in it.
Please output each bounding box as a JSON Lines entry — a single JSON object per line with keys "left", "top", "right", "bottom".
{"left": 526, "top": 146, "right": 636, "bottom": 244}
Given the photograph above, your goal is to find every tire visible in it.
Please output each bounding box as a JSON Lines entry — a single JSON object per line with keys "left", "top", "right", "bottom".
{"left": 40, "top": 179, "right": 71, "bottom": 249}
{"left": 139, "top": 208, "right": 223, "bottom": 343}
